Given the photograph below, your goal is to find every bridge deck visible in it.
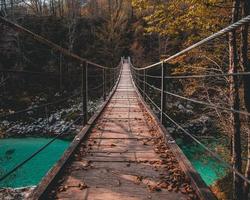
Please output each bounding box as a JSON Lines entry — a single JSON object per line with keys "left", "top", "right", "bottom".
{"left": 50, "top": 64, "right": 198, "bottom": 200}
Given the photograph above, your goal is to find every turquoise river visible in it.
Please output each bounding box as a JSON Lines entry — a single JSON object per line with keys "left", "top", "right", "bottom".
{"left": 0, "top": 137, "right": 226, "bottom": 188}
{"left": 0, "top": 137, "right": 70, "bottom": 188}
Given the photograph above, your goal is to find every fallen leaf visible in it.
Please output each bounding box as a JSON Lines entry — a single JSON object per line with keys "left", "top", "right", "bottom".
{"left": 79, "top": 183, "right": 88, "bottom": 190}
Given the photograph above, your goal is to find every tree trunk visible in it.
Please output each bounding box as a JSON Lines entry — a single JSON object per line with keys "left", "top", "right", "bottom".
{"left": 240, "top": 1, "right": 250, "bottom": 111}
{"left": 229, "top": 1, "right": 243, "bottom": 200}
{"left": 108, "top": 0, "right": 112, "bottom": 13}
{"left": 61, "top": 0, "right": 64, "bottom": 17}
{"left": 10, "top": 0, "right": 14, "bottom": 19}
{"left": 38, "top": 0, "right": 42, "bottom": 15}
{"left": 240, "top": 1, "right": 250, "bottom": 199}
{"left": 51, "top": 0, "right": 55, "bottom": 16}
{"left": 2, "top": 0, "right": 6, "bottom": 12}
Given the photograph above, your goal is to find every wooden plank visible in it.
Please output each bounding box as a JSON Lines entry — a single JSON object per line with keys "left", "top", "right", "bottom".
{"left": 48, "top": 64, "right": 199, "bottom": 200}
{"left": 132, "top": 69, "right": 217, "bottom": 200}
{"left": 31, "top": 63, "right": 215, "bottom": 200}
{"left": 28, "top": 64, "right": 122, "bottom": 200}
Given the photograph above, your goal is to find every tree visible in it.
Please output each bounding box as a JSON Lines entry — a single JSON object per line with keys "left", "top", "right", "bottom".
{"left": 132, "top": 0, "right": 228, "bottom": 44}
{"left": 229, "top": 1, "right": 243, "bottom": 200}
{"left": 239, "top": 0, "right": 250, "bottom": 199}
{"left": 96, "top": 0, "right": 129, "bottom": 66}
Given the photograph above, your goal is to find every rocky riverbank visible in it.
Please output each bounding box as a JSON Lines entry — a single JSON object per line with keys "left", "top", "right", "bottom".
{"left": 164, "top": 101, "right": 215, "bottom": 137}
{"left": 0, "top": 99, "right": 103, "bottom": 138}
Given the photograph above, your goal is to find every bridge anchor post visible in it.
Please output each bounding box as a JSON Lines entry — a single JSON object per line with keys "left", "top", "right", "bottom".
{"left": 81, "top": 62, "right": 88, "bottom": 125}
{"left": 103, "top": 68, "right": 106, "bottom": 101}
{"left": 143, "top": 69, "right": 146, "bottom": 100}
{"left": 113, "top": 68, "right": 115, "bottom": 88}
{"left": 160, "top": 62, "right": 167, "bottom": 123}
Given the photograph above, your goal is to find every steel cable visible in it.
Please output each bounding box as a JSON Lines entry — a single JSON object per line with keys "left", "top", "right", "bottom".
{"left": 162, "top": 112, "right": 250, "bottom": 184}
{"left": 131, "top": 15, "right": 250, "bottom": 71}
{"left": 0, "top": 116, "right": 82, "bottom": 183}
{"left": 143, "top": 72, "right": 250, "bottom": 79}
{"left": 0, "top": 92, "right": 80, "bottom": 119}
{"left": 139, "top": 79, "right": 250, "bottom": 116}
{"left": 132, "top": 69, "right": 250, "bottom": 184}
{"left": 0, "top": 16, "right": 121, "bottom": 71}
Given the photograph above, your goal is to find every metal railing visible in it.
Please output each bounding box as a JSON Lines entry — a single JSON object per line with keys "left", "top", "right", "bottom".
{"left": 130, "top": 15, "right": 250, "bottom": 185}
{"left": 0, "top": 15, "right": 121, "bottom": 124}
{"left": 0, "top": 16, "right": 122, "bottom": 184}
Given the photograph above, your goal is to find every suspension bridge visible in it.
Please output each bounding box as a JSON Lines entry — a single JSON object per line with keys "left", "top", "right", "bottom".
{"left": 0, "top": 15, "right": 250, "bottom": 200}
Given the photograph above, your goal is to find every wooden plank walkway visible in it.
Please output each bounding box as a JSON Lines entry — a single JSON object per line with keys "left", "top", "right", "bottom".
{"left": 48, "top": 64, "right": 200, "bottom": 200}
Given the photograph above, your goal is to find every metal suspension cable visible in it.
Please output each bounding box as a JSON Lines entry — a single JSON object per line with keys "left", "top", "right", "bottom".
{"left": 165, "top": 72, "right": 250, "bottom": 79}
{"left": 143, "top": 89, "right": 161, "bottom": 111}
{"left": 0, "top": 70, "right": 62, "bottom": 77}
{"left": 145, "top": 74, "right": 161, "bottom": 79}
{"left": 0, "top": 66, "right": 121, "bottom": 118}
{"left": 132, "top": 71, "right": 250, "bottom": 184}
{"left": 89, "top": 82, "right": 104, "bottom": 91}
{"left": 140, "top": 79, "right": 250, "bottom": 116}
{"left": 0, "top": 64, "right": 121, "bottom": 182}
{"left": 144, "top": 72, "right": 250, "bottom": 79}
{"left": 0, "top": 116, "right": 82, "bottom": 183}
{"left": 0, "top": 92, "right": 80, "bottom": 119}
{"left": 131, "top": 15, "right": 250, "bottom": 71}
{"left": 132, "top": 70, "right": 249, "bottom": 116}
{"left": 143, "top": 81, "right": 161, "bottom": 93}
{"left": 90, "top": 75, "right": 117, "bottom": 91}
{"left": 0, "top": 70, "right": 116, "bottom": 78}
{"left": 130, "top": 15, "right": 250, "bottom": 186}
{"left": 0, "top": 63, "right": 121, "bottom": 118}
{"left": 132, "top": 70, "right": 145, "bottom": 78}
{"left": 0, "top": 16, "right": 114, "bottom": 70}
{"left": 88, "top": 74, "right": 103, "bottom": 78}
{"left": 10, "top": 68, "right": 248, "bottom": 80}
{"left": 164, "top": 90, "right": 250, "bottom": 116}
{"left": 133, "top": 77, "right": 162, "bottom": 110}
{"left": 162, "top": 112, "right": 250, "bottom": 184}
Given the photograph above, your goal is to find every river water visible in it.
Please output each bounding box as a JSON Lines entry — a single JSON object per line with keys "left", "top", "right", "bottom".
{"left": 0, "top": 137, "right": 70, "bottom": 188}
{"left": 0, "top": 137, "right": 226, "bottom": 188}
{"left": 177, "top": 138, "right": 227, "bottom": 186}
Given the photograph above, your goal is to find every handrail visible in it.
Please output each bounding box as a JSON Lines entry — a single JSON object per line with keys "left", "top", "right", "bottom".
{"left": 164, "top": 72, "right": 250, "bottom": 79}
{"left": 0, "top": 69, "right": 63, "bottom": 76}
{"left": 142, "top": 72, "right": 250, "bottom": 79}
{"left": 0, "top": 16, "right": 121, "bottom": 125}
{"left": 0, "top": 93, "right": 80, "bottom": 119}
{"left": 0, "top": 61, "right": 122, "bottom": 184}
{"left": 0, "top": 116, "right": 82, "bottom": 183}
{"left": 0, "top": 63, "right": 122, "bottom": 120}
{"left": 0, "top": 16, "right": 118, "bottom": 70}
{"left": 162, "top": 111, "right": 250, "bottom": 184}
{"left": 0, "top": 14, "right": 122, "bottom": 187}
{"left": 130, "top": 63, "right": 250, "bottom": 184}
{"left": 131, "top": 15, "right": 250, "bottom": 71}
{"left": 133, "top": 75, "right": 250, "bottom": 117}
{"left": 129, "top": 16, "right": 250, "bottom": 185}
{"left": 29, "top": 61, "right": 123, "bottom": 200}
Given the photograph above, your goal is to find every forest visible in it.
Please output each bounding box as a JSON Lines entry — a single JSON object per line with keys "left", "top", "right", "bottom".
{"left": 0, "top": 0, "right": 250, "bottom": 200}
